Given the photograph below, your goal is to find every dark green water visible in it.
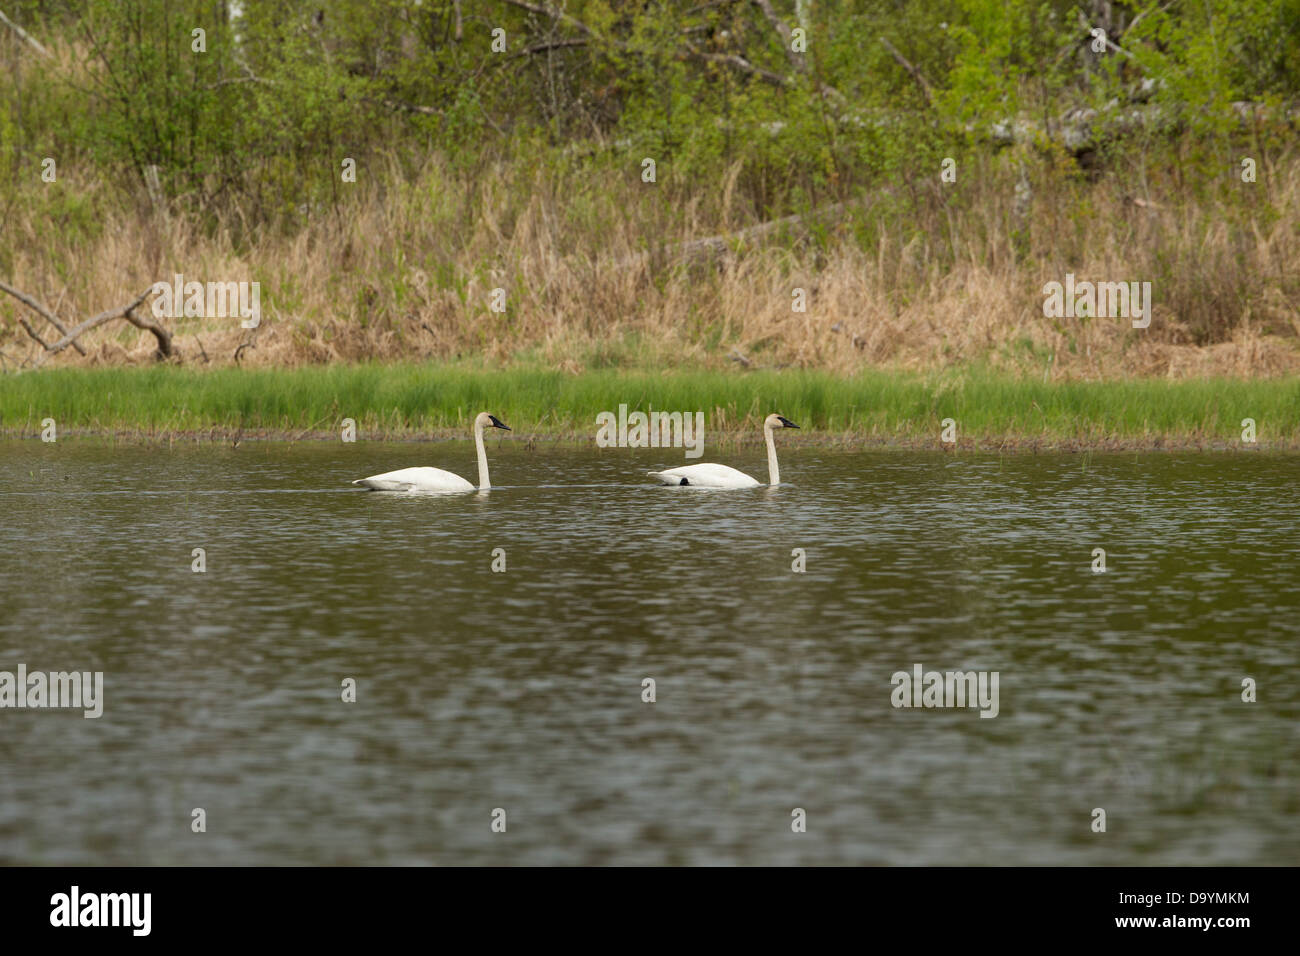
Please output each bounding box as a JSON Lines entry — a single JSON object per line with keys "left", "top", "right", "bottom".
{"left": 1, "top": 439, "right": 1297, "bottom": 864}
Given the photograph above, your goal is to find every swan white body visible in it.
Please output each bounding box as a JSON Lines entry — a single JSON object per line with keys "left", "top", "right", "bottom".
{"left": 353, "top": 466, "right": 475, "bottom": 493}
{"left": 352, "top": 412, "right": 510, "bottom": 493}
{"left": 648, "top": 414, "right": 798, "bottom": 488}
{"left": 650, "top": 462, "right": 761, "bottom": 488}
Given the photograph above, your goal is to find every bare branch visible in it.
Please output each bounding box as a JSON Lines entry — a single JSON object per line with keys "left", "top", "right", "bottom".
{"left": 879, "top": 37, "right": 933, "bottom": 107}
{"left": 751, "top": 0, "right": 805, "bottom": 74}
{"left": 16, "top": 316, "right": 49, "bottom": 348}
{"left": 499, "top": 0, "right": 845, "bottom": 104}
{"left": 749, "top": 1, "right": 845, "bottom": 103}
{"left": 617, "top": 200, "right": 855, "bottom": 271}
{"left": 0, "top": 7, "right": 50, "bottom": 58}
{"left": 680, "top": 46, "right": 790, "bottom": 89}
{"left": 43, "top": 288, "right": 174, "bottom": 359}
{"left": 204, "top": 64, "right": 277, "bottom": 92}
{"left": 512, "top": 37, "right": 590, "bottom": 59}
{"left": 500, "top": 0, "right": 594, "bottom": 36}
{"left": 380, "top": 98, "right": 444, "bottom": 116}
{"left": 1124, "top": 1, "right": 1175, "bottom": 39}
{"left": 1076, "top": 11, "right": 1143, "bottom": 63}
{"left": 0, "top": 279, "right": 87, "bottom": 355}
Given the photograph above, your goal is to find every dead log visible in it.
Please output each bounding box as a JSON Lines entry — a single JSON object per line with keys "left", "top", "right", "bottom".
{"left": 616, "top": 201, "right": 852, "bottom": 271}
{"left": 982, "top": 98, "right": 1300, "bottom": 157}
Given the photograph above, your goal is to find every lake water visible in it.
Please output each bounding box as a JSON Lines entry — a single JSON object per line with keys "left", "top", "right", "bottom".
{"left": 1, "top": 438, "right": 1297, "bottom": 865}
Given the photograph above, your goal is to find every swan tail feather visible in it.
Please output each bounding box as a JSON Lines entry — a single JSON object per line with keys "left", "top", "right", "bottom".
{"left": 353, "top": 478, "right": 411, "bottom": 491}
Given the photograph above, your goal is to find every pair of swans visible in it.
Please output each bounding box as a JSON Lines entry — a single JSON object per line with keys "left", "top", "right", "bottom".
{"left": 352, "top": 412, "right": 800, "bottom": 492}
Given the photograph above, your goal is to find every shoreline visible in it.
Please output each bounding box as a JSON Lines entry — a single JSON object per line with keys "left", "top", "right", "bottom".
{"left": 1, "top": 427, "right": 1292, "bottom": 453}
{"left": 1, "top": 363, "right": 1296, "bottom": 451}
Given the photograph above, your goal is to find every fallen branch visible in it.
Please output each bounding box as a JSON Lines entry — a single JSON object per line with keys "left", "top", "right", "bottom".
{"left": 983, "top": 99, "right": 1300, "bottom": 156}
{"left": 15, "top": 316, "right": 48, "bottom": 348}
{"left": 45, "top": 287, "right": 172, "bottom": 358}
{"left": 680, "top": 47, "right": 790, "bottom": 89}
{"left": 616, "top": 200, "right": 853, "bottom": 271}
{"left": 0, "top": 279, "right": 87, "bottom": 355}
{"left": 7, "top": 286, "right": 175, "bottom": 361}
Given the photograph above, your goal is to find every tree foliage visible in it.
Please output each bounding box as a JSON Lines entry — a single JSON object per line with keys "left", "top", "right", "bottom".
{"left": 2, "top": 0, "right": 1297, "bottom": 222}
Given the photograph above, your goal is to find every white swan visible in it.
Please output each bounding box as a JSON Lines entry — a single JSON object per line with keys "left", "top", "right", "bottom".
{"left": 648, "top": 413, "right": 799, "bottom": 488}
{"left": 352, "top": 412, "right": 511, "bottom": 493}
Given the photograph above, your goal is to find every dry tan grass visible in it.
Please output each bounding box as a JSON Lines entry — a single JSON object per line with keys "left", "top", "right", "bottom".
{"left": 5, "top": 148, "right": 1299, "bottom": 378}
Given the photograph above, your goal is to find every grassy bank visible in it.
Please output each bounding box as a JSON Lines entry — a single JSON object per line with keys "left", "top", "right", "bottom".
{"left": 5, "top": 4, "right": 1299, "bottom": 380}
{"left": 1, "top": 365, "right": 1296, "bottom": 449}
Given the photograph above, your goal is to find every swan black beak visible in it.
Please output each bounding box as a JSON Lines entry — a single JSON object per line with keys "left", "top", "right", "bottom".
{"left": 777, "top": 416, "right": 800, "bottom": 428}
{"left": 489, "top": 415, "right": 511, "bottom": 431}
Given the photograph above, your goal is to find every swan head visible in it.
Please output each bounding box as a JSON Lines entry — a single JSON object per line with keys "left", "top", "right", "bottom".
{"left": 764, "top": 413, "right": 800, "bottom": 430}
{"left": 474, "top": 412, "right": 511, "bottom": 432}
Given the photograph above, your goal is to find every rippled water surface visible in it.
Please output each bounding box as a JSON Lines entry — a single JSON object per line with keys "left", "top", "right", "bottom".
{"left": 1, "top": 439, "right": 1297, "bottom": 864}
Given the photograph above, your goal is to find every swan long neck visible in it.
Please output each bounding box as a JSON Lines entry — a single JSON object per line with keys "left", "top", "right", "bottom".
{"left": 765, "top": 423, "right": 780, "bottom": 486}
{"left": 474, "top": 421, "right": 490, "bottom": 490}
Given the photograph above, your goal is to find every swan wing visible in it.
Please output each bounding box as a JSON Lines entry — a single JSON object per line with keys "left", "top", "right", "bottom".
{"left": 352, "top": 466, "right": 475, "bottom": 493}
{"left": 648, "top": 463, "right": 761, "bottom": 488}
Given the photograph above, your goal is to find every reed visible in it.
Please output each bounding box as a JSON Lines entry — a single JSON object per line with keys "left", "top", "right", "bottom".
{"left": 3, "top": 146, "right": 1299, "bottom": 380}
